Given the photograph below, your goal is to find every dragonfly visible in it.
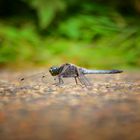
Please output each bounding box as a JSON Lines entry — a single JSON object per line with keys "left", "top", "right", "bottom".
{"left": 19, "top": 63, "right": 123, "bottom": 87}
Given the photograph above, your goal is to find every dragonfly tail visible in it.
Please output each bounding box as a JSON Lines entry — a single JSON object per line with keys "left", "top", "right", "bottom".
{"left": 82, "top": 69, "right": 123, "bottom": 74}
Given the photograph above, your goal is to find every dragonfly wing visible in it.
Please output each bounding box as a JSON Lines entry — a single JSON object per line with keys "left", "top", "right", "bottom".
{"left": 18, "top": 71, "right": 50, "bottom": 86}
{"left": 58, "top": 64, "right": 70, "bottom": 76}
{"left": 77, "top": 69, "right": 92, "bottom": 87}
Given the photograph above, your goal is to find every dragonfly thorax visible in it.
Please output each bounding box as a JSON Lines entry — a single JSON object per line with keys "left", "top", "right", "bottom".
{"left": 49, "top": 66, "right": 60, "bottom": 76}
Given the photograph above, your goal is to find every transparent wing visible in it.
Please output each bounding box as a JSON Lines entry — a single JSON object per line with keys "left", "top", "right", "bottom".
{"left": 58, "top": 64, "right": 70, "bottom": 76}
{"left": 77, "top": 69, "right": 92, "bottom": 87}
{"left": 17, "top": 71, "right": 54, "bottom": 87}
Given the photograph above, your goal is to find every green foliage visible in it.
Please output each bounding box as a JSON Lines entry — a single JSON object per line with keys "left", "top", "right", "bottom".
{"left": 23, "top": 0, "right": 66, "bottom": 29}
{"left": 0, "top": 23, "right": 53, "bottom": 66}
{"left": 56, "top": 15, "right": 122, "bottom": 41}
{"left": 0, "top": 0, "right": 140, "bottom": 69}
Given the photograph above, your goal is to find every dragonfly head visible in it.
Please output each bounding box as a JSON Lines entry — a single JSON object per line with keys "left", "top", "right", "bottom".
{"left": 49, "top": 66, "right": 60, "bottom": 76}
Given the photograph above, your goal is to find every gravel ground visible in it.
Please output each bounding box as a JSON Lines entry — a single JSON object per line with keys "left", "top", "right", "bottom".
{"left": 0, "top": 70, "right": 140, "bottom": 140}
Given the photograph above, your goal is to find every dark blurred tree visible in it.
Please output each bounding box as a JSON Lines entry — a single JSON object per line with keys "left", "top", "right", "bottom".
{"left": 0, "top": 0, "right": 139, "bottom": 29}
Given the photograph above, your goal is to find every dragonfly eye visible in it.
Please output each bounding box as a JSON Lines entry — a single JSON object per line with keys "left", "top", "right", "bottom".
{"left": 49, "top": 66, "right": 59, "bottom": 76}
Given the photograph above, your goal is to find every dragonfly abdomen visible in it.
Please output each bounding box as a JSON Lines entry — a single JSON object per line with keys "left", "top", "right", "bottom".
{"left": 82, "top": 69, "right": 123, "bottom": 74}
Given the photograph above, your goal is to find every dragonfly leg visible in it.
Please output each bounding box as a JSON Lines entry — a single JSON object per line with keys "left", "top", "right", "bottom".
{"left": 74, "top": 77, "right": 78, "bottom": 84}
{"left": 58, "top": 76, "right": 64, "bottom": 84}
{"left": 52, "top": 75, "right": 64, "bottom": 86}
{"left": 53, "top": 64, "right": 69, "bottom": 86}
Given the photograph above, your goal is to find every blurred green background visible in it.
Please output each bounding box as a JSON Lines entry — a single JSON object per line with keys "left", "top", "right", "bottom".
{"left": 0, "top": 0, "right": 140, "bottom": 69}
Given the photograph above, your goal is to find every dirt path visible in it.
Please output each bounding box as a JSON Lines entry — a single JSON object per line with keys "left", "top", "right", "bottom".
{"left": 0, "top": 70, "right": 140, "bottom": 140}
